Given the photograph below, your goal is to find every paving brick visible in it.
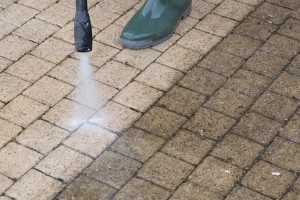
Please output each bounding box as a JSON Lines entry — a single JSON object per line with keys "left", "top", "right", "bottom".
{"left": 162, "top": 129, "right": 215, "bottom": 165}
{"left": 23, "top": 76, "right": 73, "bottom": 106}
{"left": 54, "top": 22, "right": 99, "bottom": 45}
{"left": 135, "top": 107, "right": 187, "bottom": 139}
{"left": 0, "top": 0, "right": 17, "bottom": 9}
{"left": 36, "top": 3, "right": 74, "bottom": 27}
{"left": 184, "top": 107, "right": 236, "bottom": 140}
{"left": 6, "top": 54, "right": 55, "bottom": 83}
{"left": 270, "top": 72, "right": 300, "bottom": 99}
{"left": 211, "top": 134, "right": 264, "bottom": 169}
{"left": 31, "top": 37, "right": 74, "bottom": 64}
{"left": 263, "top": 137, "right": 300, "bottom": 172}
{"left": 243, "top": 51, "right": 289, "bottom": 79}
{"left": 189, "top": 156, "right": 243, "bottom": 195}
{"left": 204, "top": 0, "right": 223, "bottom": 4}
{"left": 0, "top": 35, "right": 36, "bottom": 61}
{"left": 156, "top": 45, "right": 202, "bottom": 72}
{"left": 177, "top": 29, "right": 222, "bottom": 53}
{"left": 73, "top": 42, "right": 119, "bottom": 68}
{"left": 279, "top": 112, "right": 300, "bottom": 143}
{"left": 59, "top": 0, "right": 99, "bottom": 8}
{"left": 152, "top": 34, "right": 181, "bottom": 52}
{"left": 0, "top": 197, "right": 12, "bottom": 200}
{"left": 170, "top": 182, "right": 222, "bottom": 200}
{"left": 0, "top": 118, "right": 22, "bottom": 148}
{"left": 67, "top": 79, "right": 118, "bottom": 109}
{"left": 114, "top": 9, "right": 136, "bottom": 27}
{"left": 63, "top": 124, "right": 117, "bottom": 158}
{"left": 278, "top": 18, "right": 300, "bottom": 42}
{"left": 158, "top": 86, "right": 206, "bottom": 116}
{"left": 282, "top": 177, "right": 300, "bottom": 200}
{"left": 16, "top": 120, "right": 69, "bottom": 155}
{"left": 226, "top": 186, "right": 272, "bottom": 200}
{"left": 199, "top": 50, "right": 244, "bottom": 77}
{"left": 135, "top": 63, "right": 183, "bottom": 91}
{"left": 231, "top": 112, "right": 282, "bottom": 145}
{"left": 18, "top": 0, "right": 57, "bottom": 10}
{"left": 234, "top": 18, "right": 277, "bottom": 41}
{"left": 92, "top": 60, "right": 140, "bottom": 89}
{"left": 196, "top": 14, "right": 238, "bottom": 37}
{"left": 251, "top": 3, "right": 291, "bottom": 25}
{"left": 224, "top": 69, "right": 272, "bottom": 98}
{"left": 36, "top": 145, "right": 93, "bottom": 182}
{"left": 293, "top": 8, "right": 300, "bottom": 20}
{"left": 251, "top": 91, "right": 299, "bottom": 122}
{"left": 42, "top": 99, "right": 94, "bottom": 132}
{"left": 5, "top": 169, "right": 63, "bottom": 200}
{"left": 112, "top": 128, "right": 165, "bottom": 162}
{"left": 48, "top": 58, "right": 97, "bottom": 86}
{"left": 0, "top": 4, "right": 38, "bottom": 26}
{"left": 213, "top": 0, "right": 254, "bottom": 21}
{"left": 179, "top": 67, "right": 227, "bottom": 95}
{"left": 287, "top": 54, "right": 300, "bottom": 76}
{"left": 242, "top": 161, "right": 295, "bottom": 199}
{"left": 175, "top": 17, "right": 199, "bottom": 36}
{"left": 190, "top": 0, "right": 216, "bottom": 19}
{"left": 97, "top": 0, "right": 139, "bottom": 15}
{"left": 114, "top": 178, "right": 170, "bottom": 200}
{"left": 0, "top": 174, "right": 13, "bottom": 194}
{"left": 114, "top": 82, "right": 163, "bottom": 112}
{"left": 0, "top": 57, "right": 12, "bottom": 73}
{"left": 0, "top": 73, "right": 30, "bottom": 103}
{"left": 95, "top": 24, "right": 123, "bottom": 49}
{"left": 91, "top": 101, "right": 141, "bottom": 133}
{"left": 204, "top": 88, "right": 254, "bottom": 118}
{"left": 114, "top": 48, "right": 160, "bottom": 70}
{"left": 59, "top": 175, "right": 116, "bottom": 200}
{"left": 0, "top": 142, "right": 43, "bottom": 179}
{"left": 89, "top": 5, "right": 120, "bottom": 30}
{"left": 0, "top": 95, "right": 48, "bottom": 128}
{"left": 217, "top": 34, "right": 262, "bottom": 59}
{"left": 13, "top": 18, "right": 59, "bottom": 43}
{"left": 261, "top": 35, "right": 300, "bottom": 60}
{"left": 236, "top": 0, "right": 264, "bottom": 5}
{"left": 267, "top": 0, "right": 300, "bottom": 10}
{"left": 0, "top": 20, "right": 16, "bottom": 40}
{"left": 85, "top": 151, "right": 141, "bottom": 189}
{"left": 138, "top": 152, "right": 194, "bottom": 190}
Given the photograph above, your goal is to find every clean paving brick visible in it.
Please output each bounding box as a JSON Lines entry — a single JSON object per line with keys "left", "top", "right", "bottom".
{"left": 0, "top": 174, "right": 13, "bottom": 194}
{"left": 0, "top": 118, "right": 22, "bottom": 148}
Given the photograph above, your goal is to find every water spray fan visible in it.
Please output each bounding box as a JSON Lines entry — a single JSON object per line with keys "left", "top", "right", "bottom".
{"left": 74, "top": 0, "right": 93, "bottom": 52}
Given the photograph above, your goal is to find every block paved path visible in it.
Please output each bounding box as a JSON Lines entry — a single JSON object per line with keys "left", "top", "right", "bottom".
{"left": 0, "top": 0, "right": 299, "bottom": 199}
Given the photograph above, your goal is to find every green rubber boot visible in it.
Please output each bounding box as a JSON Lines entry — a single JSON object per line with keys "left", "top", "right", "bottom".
{"left": 119, "top": 0, "right": 192, "bottom": 49}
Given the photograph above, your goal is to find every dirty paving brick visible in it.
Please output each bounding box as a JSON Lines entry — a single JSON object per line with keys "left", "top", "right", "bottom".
{"left": 279, "top": 111, "right": 300, "bottom": 143}
{"left": 158, "top": 86, "right": 206, "bottom": 117}
{"left": 243, "top": 51, "right": 289, "bottom": 79}
{"left": 231, "top": 112, "right": 282, "bottom": 145}
{"left": 184, "top": 107, "right": 236, "bottom": 140}
{"left": 59, "top": 175, "right": 116, "bottom": 200}
{"left": 84, "top": 151, "right": 141, "bottom": 189}
{"left": 189, "top": 156, "right": 243, "bottom": 196}
{"left": 251, "top": 91, "right": 299, "bottom": 123}
{"left": 112, "top": 128, "right": 165, "bottom": 163}
{"left": 113, "top": 178, "right": 171, "bottom": 200}
{"left": 262, "top": 137, "right": 300, "bottom": 172}
{"left": 179, "top": 67, "right": 227, "bottom": 96}
{"left": 204, "top": 88, "right": 254, "bottom": 119}
{"left": 162, "top": 129, "right": 215, "bottom": 165}
{"left": 190, "top": 0, "right": 215, "bottom": 20}
{"left": 266, "top": 0, "right": 300, "bottom": 10}
{"left": 135, "top": 107, "right": 187, "bottom": 139}
{"left": 217, "top": 34, "right": 262, "bottom": 59}
{"left": 199, "top": 50, "right": 244, "bottom": 77}
{"left": 278, "top": 18, "right": 300, "bottom": 42}
{"left": 242, "top": 160, "right": 295, "bottom": 199}
{"left": 170, "top": 182, "right": 223, "bottom": 200}
{"left": 138, "top": 152, "right": 194, "bottom": 190}
{"left": 211, "top": 134, "right": 264, "bottom": 169}
{"left": 226, "top": 186, "right": 272, "bottom": 200}
{"left": 287, "top": 54, "right": 300, "bottom": 76}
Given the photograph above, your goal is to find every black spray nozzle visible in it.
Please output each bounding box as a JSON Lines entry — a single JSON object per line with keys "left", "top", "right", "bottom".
{"left": 74, "top": 0, "right": 92, "bottom": 52}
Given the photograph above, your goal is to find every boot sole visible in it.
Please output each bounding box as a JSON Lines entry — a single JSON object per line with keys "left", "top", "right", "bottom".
{"left": 119, "top": 2, "right": 192, "bottom": 49}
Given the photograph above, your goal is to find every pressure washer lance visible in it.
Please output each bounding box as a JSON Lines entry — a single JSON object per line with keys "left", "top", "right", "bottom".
{"left": 74, "top": 0, "right": 93, "bottom": 52}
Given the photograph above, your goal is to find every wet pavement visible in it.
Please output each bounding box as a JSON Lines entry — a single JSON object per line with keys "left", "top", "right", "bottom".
{"left": 0, "top": 0, "right": 299, "bottom": 199}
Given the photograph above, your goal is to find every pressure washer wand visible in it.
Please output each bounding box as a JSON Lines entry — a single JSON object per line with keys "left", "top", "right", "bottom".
{"left": 74, "top": 0, "right": 92, "bottom": 52}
